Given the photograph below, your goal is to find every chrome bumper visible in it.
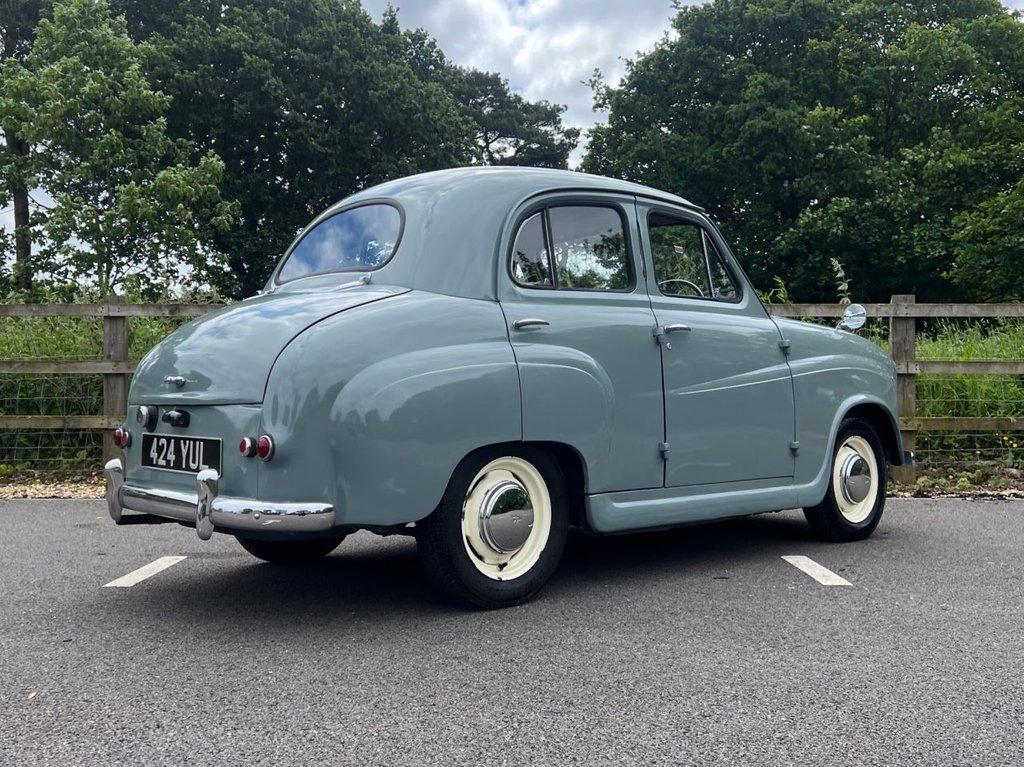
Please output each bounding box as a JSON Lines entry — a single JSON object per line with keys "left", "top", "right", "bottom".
{"left": 104, "top": 459, "right": 334, "bottom": 540}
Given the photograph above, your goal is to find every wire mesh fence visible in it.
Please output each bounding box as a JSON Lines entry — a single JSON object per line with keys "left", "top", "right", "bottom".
{"left": 0, "top": 429, "right": 101, "bottom": 475}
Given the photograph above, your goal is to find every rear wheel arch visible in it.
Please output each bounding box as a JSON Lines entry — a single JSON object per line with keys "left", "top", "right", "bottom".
{"left": 529, "top": 441, "right": 589, "bottom": 530}
{"left": 437, "top": 440, "right": 589, "bottom": 529}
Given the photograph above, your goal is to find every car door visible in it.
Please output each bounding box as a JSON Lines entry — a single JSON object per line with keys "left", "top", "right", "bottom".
{"left": 637, "top": 201, "right": 796, "bottom": 488}
{"left": 498, "top": 195, "right": 665, "bottom": 494}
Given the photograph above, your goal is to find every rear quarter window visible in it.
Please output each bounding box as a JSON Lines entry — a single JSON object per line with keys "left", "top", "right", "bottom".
{"left": 277, "top": 203, "right": 402, "bottom": 283}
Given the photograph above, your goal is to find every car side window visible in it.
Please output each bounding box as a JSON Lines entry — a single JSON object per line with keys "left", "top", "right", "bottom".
{"left": 649, "top": 212, "right": 739, "bottom": 301}
{"left": 510, "top": 212, "right": 552, "bottom": 287}
{"left": 510, "top": 204, "right": 632, "bottom": 292}
{"left": 548, "top": 206, "right": 630, "bottom": 291}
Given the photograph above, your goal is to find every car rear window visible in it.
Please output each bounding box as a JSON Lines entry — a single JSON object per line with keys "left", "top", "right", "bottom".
{"left": 276, "top": 203, "right": 402, "bottom": 283}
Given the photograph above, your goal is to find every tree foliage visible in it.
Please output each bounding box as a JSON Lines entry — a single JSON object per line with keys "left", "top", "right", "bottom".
{"left": 106, "top": 1, "right": 577, "bottom": 297}
{"left": 1, "top": 0, "right": 578, "bottom": 297}
{"left": 108, "top": 0, "right": 476, "bottom": 296}
{"left": 584, "top": 0, "right": 1024, "bottom": 301}
{"left": 0, "top": 0, "right": 50, "bottom": 61}
{"left": 0, "top": 0, "right": 234, "bottom": 295}
{"left": 450, "top": 68, "right": 579, "bottom": 167}
{"left": 0, "top": 0, "right": 51, "bottom": 289}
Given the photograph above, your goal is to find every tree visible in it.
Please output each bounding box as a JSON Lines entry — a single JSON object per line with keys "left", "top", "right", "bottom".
{"left": 449, "top": 68, "right": 579, "bottom": 168}
{"left": 584, "top": 0, "right": 1024, "bottom": 301}
{"left": 0, "top": 0, "right": 50, "bottom": 289}
{"left": 0, "top": 0, "right": 234, "bottom": 295}
{"left": 110, "top": 0, "right": 478, "bottom": 297}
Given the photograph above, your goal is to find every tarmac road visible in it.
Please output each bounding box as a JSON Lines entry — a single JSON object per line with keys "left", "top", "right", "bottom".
{"left": 1, "top": 498, "right": 1022, "bottom": 766}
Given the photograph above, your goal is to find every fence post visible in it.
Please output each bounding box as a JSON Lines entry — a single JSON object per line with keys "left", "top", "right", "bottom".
{"left": 890, "top": 294, "right": 917, "bottom": 484}
{"left": 102, "top": 297, "right": 129, "bottom": 462}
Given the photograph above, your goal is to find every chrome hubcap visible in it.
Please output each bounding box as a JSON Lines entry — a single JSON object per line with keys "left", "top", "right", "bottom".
{"left": 840, "top": 453, "right": 872, "bottom": 504}
{"left": 479, "top": 479, "right": 534, "bottom": 553}
{"left": 832, "top": 435, "right": 879, "bottom": 524}
{"left": 461, "top": 457, "right": 552, "bottom": 581}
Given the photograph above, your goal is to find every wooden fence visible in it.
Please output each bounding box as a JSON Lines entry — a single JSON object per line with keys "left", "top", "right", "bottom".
{"left": 0, "top": 299, "right": 222, "bottom": 462}
{"left": 771, "top": 294, "right": 1024, "bottom": 481}
{"left": 0, "top": 295, "right": 1022, "bottom": 478}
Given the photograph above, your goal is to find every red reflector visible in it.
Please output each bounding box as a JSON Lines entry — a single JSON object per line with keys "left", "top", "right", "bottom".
{"left": 113, "top": 427, "right": 131, "bottom": 448}
{"left": 239, "top": 437, "right": 256, "bottom": 457}
{"left": 256, "top": 435, "right": 274, "bottom": 461}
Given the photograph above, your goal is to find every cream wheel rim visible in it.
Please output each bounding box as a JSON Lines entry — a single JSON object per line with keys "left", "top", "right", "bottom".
{"left": 461, "top": 456, "right": 551, "bottom": 581}
{"left": 833, "top": 435, "right": 879, "bottom": 524}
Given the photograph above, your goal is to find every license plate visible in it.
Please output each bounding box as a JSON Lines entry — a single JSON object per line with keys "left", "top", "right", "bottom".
{"left": 141, "top": 434, "right": 222, "bottom": 475}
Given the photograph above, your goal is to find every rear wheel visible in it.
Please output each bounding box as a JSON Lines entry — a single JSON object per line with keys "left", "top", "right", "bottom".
{"left": 803, "top": 417, "right": 886, "bottom": 542}
{"left": 235, "top": 534, "right": 346, "bottom": 564}
{"left": 417, "top": 446, "right": 569, "bottom": 609}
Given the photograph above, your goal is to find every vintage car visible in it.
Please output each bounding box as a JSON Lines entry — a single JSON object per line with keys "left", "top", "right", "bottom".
{"left": 105, "top": 167, "right": 909, "bottom": 608}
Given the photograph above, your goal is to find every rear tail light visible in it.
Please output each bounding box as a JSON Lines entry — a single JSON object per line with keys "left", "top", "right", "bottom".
{"left": 113, "top": 426, "right": 131, "bottom": 448}
{"left": 256, "top": 435, "right": 274, "bottom": 461}
{"left": 239, "top": 437, "right": 257, "bottom": 457}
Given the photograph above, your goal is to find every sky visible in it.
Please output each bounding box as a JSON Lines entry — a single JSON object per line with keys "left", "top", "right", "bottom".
{"left": 3, "top": 0, "right": 1024, "bottom": 233}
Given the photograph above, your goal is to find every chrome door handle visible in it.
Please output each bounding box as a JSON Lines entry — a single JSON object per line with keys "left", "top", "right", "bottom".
{"left": 664, "top": 323, "right": 691, "bottom": 333}
{"left": 512, "top": 318, "right": 550, "bottom": 331}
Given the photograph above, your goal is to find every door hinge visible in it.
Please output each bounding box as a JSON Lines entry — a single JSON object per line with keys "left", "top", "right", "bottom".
{"left": 790, "top": 440, "right": 801, "bottom": 454}
{"left": 653, "top": 326, "right": 672, "bottom": 349}
{"left": 658, "top": 442, "right": 670, "bottom": 459}
{"left": 778, "top": 339, "right": 792, "bottom": 355}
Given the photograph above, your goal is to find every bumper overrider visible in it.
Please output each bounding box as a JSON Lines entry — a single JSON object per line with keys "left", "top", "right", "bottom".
{"left": 104, "top": 459, "right": 334, "bottom": 540}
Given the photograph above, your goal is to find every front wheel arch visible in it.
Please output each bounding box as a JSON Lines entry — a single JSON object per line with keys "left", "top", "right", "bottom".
{"left": 843, "top": 402, "right": 904, "bottom": 466}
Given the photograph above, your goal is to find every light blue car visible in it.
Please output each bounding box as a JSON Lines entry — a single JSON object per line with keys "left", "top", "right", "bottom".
{"left": 105, "top": 167, "right": 909, "bottom": 608}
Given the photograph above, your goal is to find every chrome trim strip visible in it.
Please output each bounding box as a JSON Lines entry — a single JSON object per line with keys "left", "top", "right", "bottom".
{"left": 103, "top": 459, "right": 335, "bottom": 538}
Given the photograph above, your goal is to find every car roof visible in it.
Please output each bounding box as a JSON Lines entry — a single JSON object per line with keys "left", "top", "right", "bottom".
{"left": 274, "top": 167, "right": 705, "bottom": 300}
{"left": 343, "top": 166, "right": 700, "bottom": 211}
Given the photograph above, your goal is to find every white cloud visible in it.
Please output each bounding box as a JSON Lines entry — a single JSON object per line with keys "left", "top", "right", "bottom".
{"left": 362, "top": 0, "right": 679, "bottom": 166}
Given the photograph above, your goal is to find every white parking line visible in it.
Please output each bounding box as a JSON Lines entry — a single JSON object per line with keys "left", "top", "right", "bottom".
{"left": 781, "top": 555, "right": 852, "bottom": 586}
{"left": 103, "top": 556, "right": 187, "bottom": 588}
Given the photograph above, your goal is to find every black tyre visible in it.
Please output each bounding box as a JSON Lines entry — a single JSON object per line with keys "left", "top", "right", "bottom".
{"left": 235, "top": 534, "right": 346, "bottom": 564}
{"left": 803, "top": 417, "right": 887, "bottom": 542}
{"left": 417, "top": 445, "right": 569, "bottom": 609}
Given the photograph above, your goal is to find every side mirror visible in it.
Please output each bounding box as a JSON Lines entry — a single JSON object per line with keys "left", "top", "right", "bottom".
{"left": 838, "top": 303, "right": 867, "bottom": 332}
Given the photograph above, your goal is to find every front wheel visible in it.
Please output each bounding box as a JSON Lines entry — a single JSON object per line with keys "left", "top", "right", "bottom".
{"left": 235, "top": 534, "right": 346, "bottom": 564}
{"left": 417, "top": 447, "right": 569, "bottom": 609}
{"left": 803, "top": 417, "right": 887, "bottom": 542}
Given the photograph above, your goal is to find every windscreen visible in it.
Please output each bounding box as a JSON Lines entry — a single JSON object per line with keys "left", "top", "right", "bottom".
{"left": 276, "top": 203, "right": 402, "bottom": 282}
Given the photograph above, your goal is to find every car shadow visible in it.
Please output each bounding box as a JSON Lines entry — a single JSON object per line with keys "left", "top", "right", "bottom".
{"left": 100, "top": 511, "right": 820, "bottom": 633}
{"left": 558, "top": 510, "right": 815, "bottom": 581}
